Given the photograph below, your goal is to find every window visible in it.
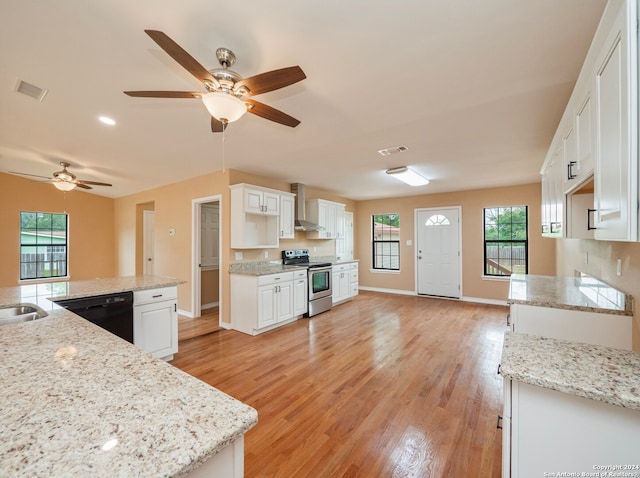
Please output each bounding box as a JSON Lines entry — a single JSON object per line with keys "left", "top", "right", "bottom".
{"left": 20, "top": 212, "right": 68, "bottom": 280}
{"left": 372, "top": 213, "right": 400, "bottom": 270}
{"left": 483, "top": 206, "right": 528, "bottom": 276}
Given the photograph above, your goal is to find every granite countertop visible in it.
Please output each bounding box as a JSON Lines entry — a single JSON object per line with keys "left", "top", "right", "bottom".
{"left": 508, "top": 273, "right": 632, "bottom": 316}
{"left": 0, "top": 309, "right": 258, "bottom": 477}
{"left": 501, "top": 332, "right": 640, "bottom": 411}
{"left": 0, "top": 275, "right": 186, "bottom": 312}
{"left": 229, "top": 258, "right": 359, "bottom": 276}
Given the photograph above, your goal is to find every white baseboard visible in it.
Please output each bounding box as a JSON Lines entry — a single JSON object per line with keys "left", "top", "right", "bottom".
{"left": 358, "top": 286, "right": 416, "bottom": 296}
{"left": 220, "top": 322, "right": 233, "bottom": 330}
{"left": 202, "top": 302, "right": 219, "bottom": 310}
{"left": 461, "top": 296, "right": 508, "bottom": 306}
{"left": 358, "top": 286, "right": 507, "bottom": 306}
{"left": 177, "top": 308, "right": 194, "bottom": 318}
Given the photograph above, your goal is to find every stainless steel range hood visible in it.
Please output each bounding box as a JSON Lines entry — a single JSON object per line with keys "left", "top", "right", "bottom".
{"left": 291, "top": 183, "right": 323, "bottom": 232}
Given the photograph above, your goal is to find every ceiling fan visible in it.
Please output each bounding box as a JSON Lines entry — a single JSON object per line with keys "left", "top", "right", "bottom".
{"left": 124, "top": 30, "right": 306, "bottom": 132}
{"left": 10, "top": 162, "right": 112, "bottom": 191}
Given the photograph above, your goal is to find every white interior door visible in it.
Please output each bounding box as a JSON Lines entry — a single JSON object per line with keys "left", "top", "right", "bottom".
{"left": 143, "top": 210, "right": 155, "bottom": 275}
{"left": 416, "top": 207, "right": 461, "bottom": 298}
{"left": 201, "top": 204, "right": 219, "bottom": 269}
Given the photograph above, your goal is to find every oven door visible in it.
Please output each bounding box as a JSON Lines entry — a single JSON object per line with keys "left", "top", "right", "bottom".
{"left": 309, "top": 266, "right": 332, "bottom": 300}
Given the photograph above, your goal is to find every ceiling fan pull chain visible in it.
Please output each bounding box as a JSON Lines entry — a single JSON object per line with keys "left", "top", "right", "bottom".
{"left": 221, "top": 123, "right": 226, "bottom": 172}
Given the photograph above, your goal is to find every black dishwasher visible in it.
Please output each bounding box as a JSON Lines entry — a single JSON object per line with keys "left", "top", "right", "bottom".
{"left": 55, "top": 292, "right": 134, "bottom": 343}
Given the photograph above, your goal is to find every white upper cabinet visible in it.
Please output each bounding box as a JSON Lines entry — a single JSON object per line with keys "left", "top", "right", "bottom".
{"left": 593, "top": 0, "right": 638, "bottom": 241}
{"left": 542, "top": 0, "right": 638, "bottom": 242}
{"left": 305, "top": 199, "right": 346, "bottom": 239}
{"left": 279, "top": 193, "right": 295, "bottom": 239}
{"left": 230, "top": 183, "right": 287, "bottom": 249}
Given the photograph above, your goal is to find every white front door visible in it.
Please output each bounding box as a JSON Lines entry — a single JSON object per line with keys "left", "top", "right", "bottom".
{"left": 416, "top": 207, "right": 461, "bottom": 298}
{"left": 143, "top": 210, "right": 155, "bottom": 275}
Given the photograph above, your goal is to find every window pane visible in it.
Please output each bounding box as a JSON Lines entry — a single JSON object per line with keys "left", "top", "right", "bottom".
{"left": 372, "top": 213, "right": 400, "bottom": 270}
{"left": 483, "top": 207, "right": 528, "bottom": 276}
{"left": 20, "top": 211, "right": 68, "bottom": 280}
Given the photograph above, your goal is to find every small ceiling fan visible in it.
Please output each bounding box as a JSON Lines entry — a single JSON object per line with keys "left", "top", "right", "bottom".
{"left": 124, "top": 30, "right": 306, "bottom": 132}
{"left": 10, "top": 162, "right": 112, "bottom": 191}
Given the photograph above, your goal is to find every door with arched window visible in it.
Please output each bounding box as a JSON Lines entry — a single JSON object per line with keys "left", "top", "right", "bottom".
{"left": 416, "top": 207, "right": 461, "bottom": 298}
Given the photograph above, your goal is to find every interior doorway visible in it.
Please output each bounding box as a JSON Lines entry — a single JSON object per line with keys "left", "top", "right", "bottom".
{"left": 191, "top": 195, "right": 222, "bottom": 330}
{"left": 143, "top": 210, "right": 155, "bottom": 275}
{"left": 415, "top": 206, "right": 462, "bottom": 298}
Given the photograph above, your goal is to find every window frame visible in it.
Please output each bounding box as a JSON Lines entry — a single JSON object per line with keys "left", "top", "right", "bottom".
{"left": 483, "top": 206, "right": 528, "bottom": 277}
{"left": 20, "top": 211, "right": 69, "bottom": 281}
{"left": 372, "top": 213, "right": 400, "bottom": 271}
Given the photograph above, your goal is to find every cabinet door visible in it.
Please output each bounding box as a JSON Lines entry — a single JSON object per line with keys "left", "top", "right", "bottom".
{"left": 280, "top": 195, "right": 295, "bottom": 239}
{"left": 576, "top": 93, "right": 594, "bottom": 178}
{"left": 134, "top": 301, "right": 177, "bottom": 359}
{"left": 334, "top": 204, "right": 345, "bottom": 239}
{"left": 263, "top": 191, "right": 280, "bottom": 215}
{"left": 244, "top": 188, "right": 265, "bottom": 214}
{"left": 276, "top": 281, "right": 294, "bottom": 322}
{"left": 318, "top": 201, "right": 332, "bottom": 237}
{"left": 562, "top": 124, "right": 577, "bottom": 192}
{"left": 594, "top": 3, "right": 637, "bottom": 241}
{"left": 293, "top": 278, "right": 308, "bottom": 316}
{"left": 257, "top": 285, "right": 277, "bottom": 328}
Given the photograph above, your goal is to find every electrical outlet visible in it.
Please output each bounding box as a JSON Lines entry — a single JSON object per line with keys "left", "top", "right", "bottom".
{"left": 235, "top": 252, "right": 243, "bottom": 261}
{"left": 616, "top": 258, "right": 622, "bottom": 276}
{"left": 264, "top": 251, "right": 269, "bottom": 259}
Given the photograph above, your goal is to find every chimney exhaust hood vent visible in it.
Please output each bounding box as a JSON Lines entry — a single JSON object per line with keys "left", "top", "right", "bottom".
{"left": 291, "top": 183, "right": 323, "bottom": 232}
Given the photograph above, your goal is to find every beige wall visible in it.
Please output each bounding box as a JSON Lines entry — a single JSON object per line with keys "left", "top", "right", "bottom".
{"left": 355, "top": 182, "right": 555, "bottom": 302}
{"left": 556, "top": 239, "right": 640, "bottom": 350}
{"left": 114, "top": 170, "right": 231, "bottom": 318}
{"left": 201, "top": 269, "right": 219, "bottom": 305}
{"left": 0, "top": 172, "right": 115, "bottom": 287}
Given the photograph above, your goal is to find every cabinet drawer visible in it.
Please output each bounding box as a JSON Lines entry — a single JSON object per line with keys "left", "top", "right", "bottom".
{"left": 257, "top": 272, "right": 293, "bottom": 286}
{"left": 333, "top": 264, "right": 349, "bottom": 272}
{"left": 134, "top": 286, "right": 177, "bottom": 305}
{"left": 350, "top": 270, "right": 358, "bottom": 283}
{"left": 294, "top": 270, "right": 307, "bottom": 279}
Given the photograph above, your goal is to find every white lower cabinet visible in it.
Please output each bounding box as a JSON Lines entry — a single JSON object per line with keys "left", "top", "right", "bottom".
{"left": 133, "top": 286, "right": 178, "bottom": 361}
{"left": 232, "top": 271, "right": 304, "bottom": 336}
{"left": 293, "top": 270, "right": 308, "bottom": 317}
{"left": 509, "top": 303, "right": 632, "bottom": 350}
{"left": 502, "top": 380, "right": 640, "bottom": 478}
{"left": 332, "top": 262, "right": 359, "bottom": 305}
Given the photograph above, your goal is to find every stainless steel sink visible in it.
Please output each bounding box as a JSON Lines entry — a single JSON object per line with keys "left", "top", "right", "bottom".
{"left": 0, "top": 304, "right": 48, "bottom": 325}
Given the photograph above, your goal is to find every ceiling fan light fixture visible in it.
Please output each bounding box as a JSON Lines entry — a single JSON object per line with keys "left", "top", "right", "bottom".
{"left": 385, "top": 166, "right": 429, "bottom": 186}
{"left": 53, "top": 181, "right": 76, "bottom": 191}
{"left": 202, "top": 92, "right": 247, "bottom": 123}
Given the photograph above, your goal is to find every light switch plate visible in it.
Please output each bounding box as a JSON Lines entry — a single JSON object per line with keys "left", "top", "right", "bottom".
{"left": 235, "top": 252, "right": 243, "bottom": 260}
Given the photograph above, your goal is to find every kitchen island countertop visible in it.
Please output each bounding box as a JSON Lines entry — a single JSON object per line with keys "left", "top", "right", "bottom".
{"left": 0, "top": 308, "right": 257, "bottom": 477}
{"left": 0, "top": 275, "right": 186, "bottom": 312}
{"left": 508, "top": 273, "right": 632, "bottom": 316}
{"left": 501, "top": 332, "right": 640, "bottom": 411}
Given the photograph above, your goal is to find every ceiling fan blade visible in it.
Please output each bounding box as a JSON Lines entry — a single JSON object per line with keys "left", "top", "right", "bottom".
{"left": 144, "top": 30, "right": 217, "bottom": 86}
{"left": 9, "top": 171, "right": 52, "bottom": 180}
{"left": 76, "top": 180, "right": 113, "bottom": 187}
{"left": 74, "top": 183, "right": 92, "bottom": 190}
{"left": 235, "top": 66, "right": 306, "bottom": 96}
{"left": 124, "top": 91, "right": 202, "bottom": 98}
{"left": 211, "top": 117, "right": 227, "bottom": 133}
{"left": 245, "top": 100, "right": 300, "bottom": 128}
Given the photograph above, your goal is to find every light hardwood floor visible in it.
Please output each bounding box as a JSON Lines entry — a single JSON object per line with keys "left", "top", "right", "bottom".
{"left": 178, "top": 307, "right": 220, "bottom": 341}
{"left": 171, "top": 291, "right": 507, "bottom": 477}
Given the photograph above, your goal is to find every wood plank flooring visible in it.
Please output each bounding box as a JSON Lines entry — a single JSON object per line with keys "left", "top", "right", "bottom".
{"left": 171, "top": 291, "right": 507, "bottom": 477}
{"left": 178, "top": 307, "right": 220, "bottom": 341}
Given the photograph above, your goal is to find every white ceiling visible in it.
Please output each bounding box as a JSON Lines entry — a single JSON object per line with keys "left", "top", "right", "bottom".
{"left": 0, "top": 0, "right": 607, "bottom": 200}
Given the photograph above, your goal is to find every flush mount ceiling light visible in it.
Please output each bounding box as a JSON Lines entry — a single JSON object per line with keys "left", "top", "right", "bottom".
{"left": 98, "top": 116, "right": 116, "bottom": 126}
{"left": 202, "top": 92, "right": 247, "bottom": 124}
{"left": 385, "top": 166, "right": 429, "bottom": 186}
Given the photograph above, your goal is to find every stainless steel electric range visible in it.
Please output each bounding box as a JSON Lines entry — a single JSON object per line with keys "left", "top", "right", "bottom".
{"left": 282, "top": 249, "right": 333, "bottom": 317}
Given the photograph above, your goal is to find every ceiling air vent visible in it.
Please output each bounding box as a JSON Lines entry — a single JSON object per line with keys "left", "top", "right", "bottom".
{"left": 15, "top": 79, "right": 48, "bottom": 102}
{"left": 378, "top": 145, "right": 409, "bottom": 156}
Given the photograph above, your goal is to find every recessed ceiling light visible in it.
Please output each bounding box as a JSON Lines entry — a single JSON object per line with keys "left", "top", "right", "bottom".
{"left": 98, "top": 116, "right": 116, "bottom": 126}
